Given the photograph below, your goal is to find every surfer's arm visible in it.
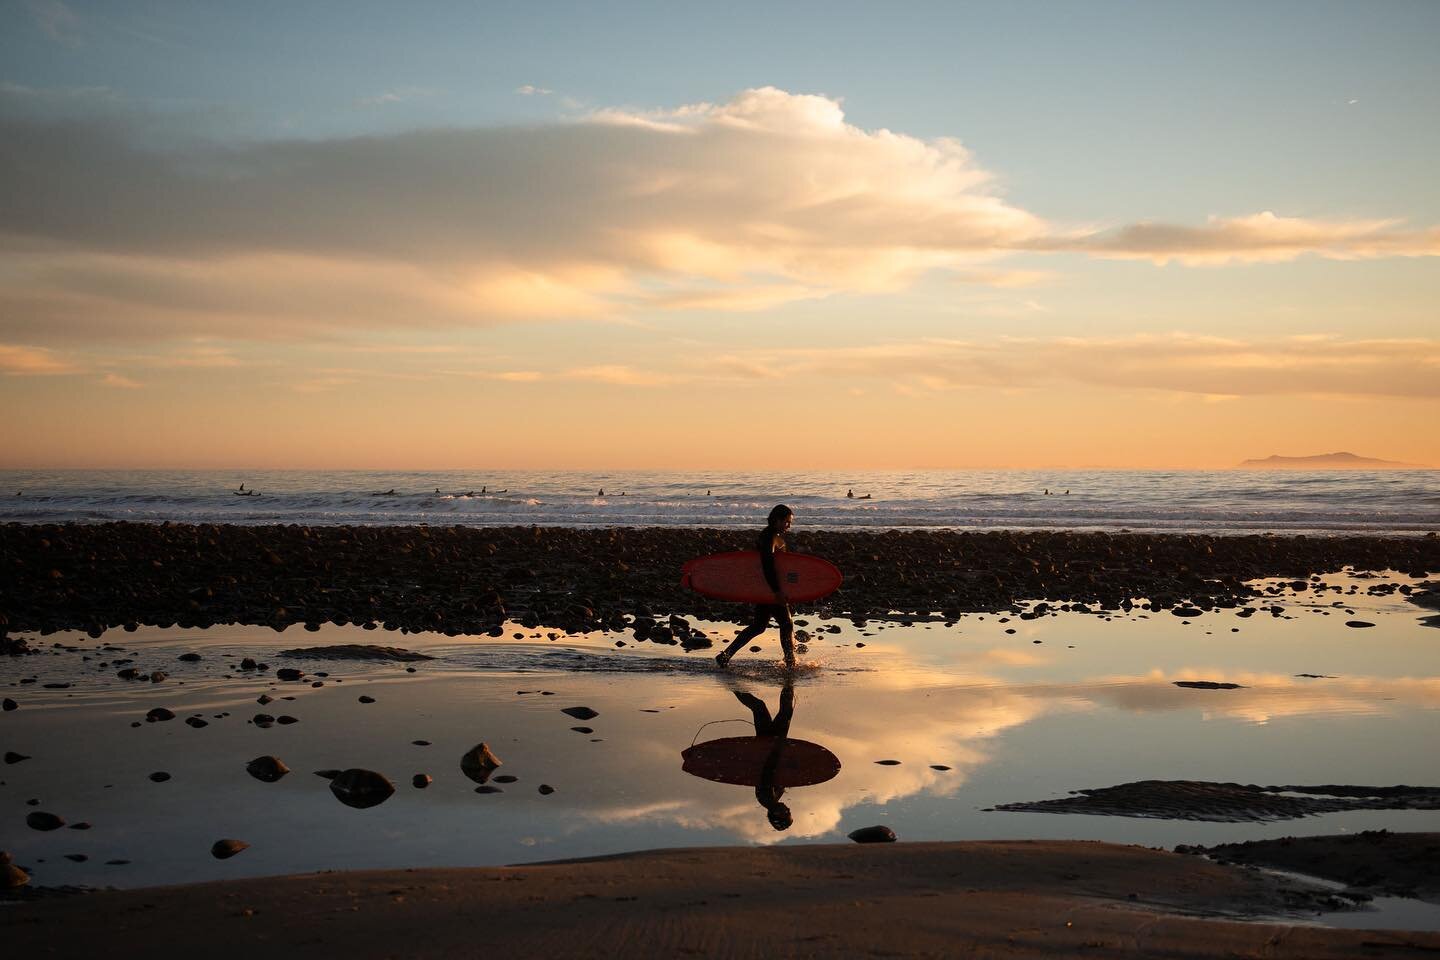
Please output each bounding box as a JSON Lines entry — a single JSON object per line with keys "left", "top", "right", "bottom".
{"left": 759, "top": 534, "right": 783, "bottom": 599}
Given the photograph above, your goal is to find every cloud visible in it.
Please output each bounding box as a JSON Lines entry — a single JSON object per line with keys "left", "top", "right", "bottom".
{"left": 25, "top": 0, "right": 82, "bottom": 45}
{"left": 99, "top": 372, "right": 141, "bottom": 388}
{"left": 755, "top": 333, "right": 1440, "bottom": 399}
{"left": 515, "top": 85, "right": 552, "bottom": 96}
{"left": 1059, "top": 211, "right": 1440, "bottom": 265}
{"left": 2, "top": 85, "right": 1436, "bottom": 347}
{"left": 0, "top": 343, "right": 78, "bottom": 374}
{"left": 358, "top": 86, "right": 439, "bottom": 107}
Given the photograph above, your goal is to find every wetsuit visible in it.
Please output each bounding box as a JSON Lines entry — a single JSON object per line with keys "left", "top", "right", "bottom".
{"left": 735, "top": 683, "right": 796, "bottom": 830}
{"left": 719, "top": 526, "right": 795, "bottom": 663}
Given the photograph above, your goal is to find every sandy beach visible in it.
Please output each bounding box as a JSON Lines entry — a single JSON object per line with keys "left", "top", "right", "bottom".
{"left": 6, "top": 840, "right": 1440, "bottom": 958}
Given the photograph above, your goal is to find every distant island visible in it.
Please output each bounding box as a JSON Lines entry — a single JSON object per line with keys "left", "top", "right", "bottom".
{"left": 1238, "top": 452, "right": 1425, "bottom": 469}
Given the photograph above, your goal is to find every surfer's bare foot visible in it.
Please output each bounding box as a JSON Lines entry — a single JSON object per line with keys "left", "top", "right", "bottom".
{"left": 715, "top": 652, "right": 731, "bottom": 669}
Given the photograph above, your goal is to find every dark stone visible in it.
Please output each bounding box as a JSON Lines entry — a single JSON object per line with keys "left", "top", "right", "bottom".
{"left": 1174, "top": 680, "right": 1245, "bottom": 690}
{"left": 26, "top": 811, "right": 65, "bottom": 831}
{"left": 460, "top": 743, "right": 503, "bottom": 784}
{"left": 276, "top": 715, "right": 298, "bottom": 725}
{"left": 256, "top": 694, "right": 273, "bottom": 705}
{"left": 848, "top": 825, "right": 897, "bottom": 843}
{"left": 149, "top": 771, "right": 171, "bottom": 782}
{"left": 211, "top": 838, "right": 249, "bottom": 859}
{"left": 874, "top": 759, "right": 901, "bottom": 765}
{"left": 329, "top": 768, "right": 396, "bottom": 808}
{"left": 358, "top": 695, "right": 376, "bottom": 704}
{"left": 275, "top": 668, "right": 304, "bottom": 681}
{"left": 562, "top": 706, "right": 599, "bottom": 721}
{"left": 1346, "top": 620, "right": 1376, "bottom": 628}
{"left": 2, "top": 698, "right": 16, "bottom": 711}
{"left": 185, "top": 716, "right": 208, "bottom": 728}
{"left": 4, "top": 751, "right": 31, "bottom": 764}
{"left": 246, "top": 755, "right": 290, "bottom": 782}
{"left": 412, "top": 774, "right": 432, "bottom": 788}
{"left": 178, "top": 653, "right": 202, "bottom": 662}
{"left": 538, "top": 784, "right": 555, "bottom": 795}
{"left": 145, "top": 707, "right": 175, "bottom": 722}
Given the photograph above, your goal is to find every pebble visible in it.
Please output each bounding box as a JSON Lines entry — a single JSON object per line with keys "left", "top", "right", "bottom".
{"left": 847, "top": 825, "right": 897, "bottom": 844}
{"left": 4, "top": 751, "right": 31, "bottom": 764}
{"left": 1346, "top": 620, "right": 1376, "bottom": 628}
{"left": 211, "top": 838, "right": 249, "bottom": 860}
{"left": 561, "top": 706, "right": 599, "bottom": 720}
{"left": 2, "top": 698, "right": 16, "bottom": 711}
{"left": 26, "top": 811, "right": 65, "bottom": 831}
{"left": 328, "top": 768, "right": 396, "bottom": 809}
{"left": 276, "top": 668, "right": 304, "bottom": 681}
{"left": 538, "top": 784, "right": 555, "bottom": 795}
{"left": 145, "top": 707, "right": 175, "bottom": 722}
{"left": 246, "top": 755, "right": 290, "bottom": 782}
{"left": 358, "top": 695, "right": 376, "bottom": 704}
{"left": 149, "top": 771, "right": 171, "bottom": 783}
{"left": 412, "top": 774, "right": 432, "bottom": 788}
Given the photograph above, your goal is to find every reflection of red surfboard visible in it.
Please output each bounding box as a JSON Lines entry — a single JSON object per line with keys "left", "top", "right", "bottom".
{"left": 681, "top": 551, "right": 842, "bottom": 604}
{"left": 681, "top": 736, "right": 841, "bottom": 788}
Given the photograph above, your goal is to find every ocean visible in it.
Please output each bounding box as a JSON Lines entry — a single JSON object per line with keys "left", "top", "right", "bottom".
{"left": 1, "top": 469, "right": 1436, "bottom": 535}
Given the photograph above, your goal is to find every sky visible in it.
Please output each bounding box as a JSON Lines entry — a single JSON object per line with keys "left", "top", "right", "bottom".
{"left": 1, "top": 0, "right": 1437, "bottom": 470}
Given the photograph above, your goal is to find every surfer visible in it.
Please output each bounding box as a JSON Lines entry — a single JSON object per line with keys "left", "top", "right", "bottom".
{"left": 716, "top": 504, "right": 796, "bottom": 671}
{"left": 735, "top": 680, "right": 796, "bottom": 831}
{"left": 846, "top": 489, "right": 854, "bottom": 498}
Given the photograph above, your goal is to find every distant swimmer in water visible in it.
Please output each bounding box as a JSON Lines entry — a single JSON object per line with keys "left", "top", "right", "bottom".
{"left": 598, "top": 488, "right": 605, "bottom": 497}
{"left": 481, "top": 486, "right": 487, "bottom": 494}
{"left": 846, "top": 489, "right": 854, "bottom": 498}
{"left": 238, "top": 482, "right": 245, "bottom": 492}
{"left": 373, "top": 488, "right": 395, "bottom": 496}
{"left": 856, "top": 494, "right": 872, "bottom": 500}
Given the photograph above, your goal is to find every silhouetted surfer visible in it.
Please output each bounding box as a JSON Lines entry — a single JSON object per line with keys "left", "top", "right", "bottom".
{"left": 716, "top": 504, "right": 796, "bottom": 671}
{"left": 735, "top": 680, "right": 796, "bottom": 830}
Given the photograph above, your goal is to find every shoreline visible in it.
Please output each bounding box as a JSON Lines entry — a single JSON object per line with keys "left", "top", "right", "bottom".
{"left": 2, "top": 523, "right": 1437, "bottom": 651}
{"left": 5, "top": 840, "right": 1439, "bottom": 957}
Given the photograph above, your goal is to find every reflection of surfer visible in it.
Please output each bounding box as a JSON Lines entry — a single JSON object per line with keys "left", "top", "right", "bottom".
{"left": 716, "top": 504, "right": 796, "bottom": 671}
{"left": 735, "top": 681, "right": 796, "bottom": 831}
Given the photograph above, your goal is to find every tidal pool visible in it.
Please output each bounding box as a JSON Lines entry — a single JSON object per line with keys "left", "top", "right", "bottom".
{"left": 3, "top": 573, "right": 1438, "bottom": 894}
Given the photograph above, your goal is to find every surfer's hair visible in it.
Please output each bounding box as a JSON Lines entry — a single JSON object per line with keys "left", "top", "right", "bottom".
{"left": 767, "top": 504, "right": 793, "bottom": 528}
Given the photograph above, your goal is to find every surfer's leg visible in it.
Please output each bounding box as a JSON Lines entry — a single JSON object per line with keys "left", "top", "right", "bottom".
{"left": 733, "top": 690, "right": 772, "bottom": 731}
{"left": 719, "top": 607, "right": 769, "bottom": 666}
{"left": 777, "top": 605, "right": 795, "bottom": 667}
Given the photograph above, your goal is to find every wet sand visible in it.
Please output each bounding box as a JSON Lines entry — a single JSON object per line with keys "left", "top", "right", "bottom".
{"left": 2, "top": 522, "right": 1437, "bottom": 651}
{"left": 1185, "top": 832, "right": 1440, "bottom": 903}
{"left": 6, "top": 840, "right": 1440, "bottom": 958}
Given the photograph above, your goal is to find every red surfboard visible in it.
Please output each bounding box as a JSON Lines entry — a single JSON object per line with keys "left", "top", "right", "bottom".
{"left": 681, "top": 551, "right": 842, "bottom": 604}
{"left": 681, "top": 736, "right": 841, "bottom": 788}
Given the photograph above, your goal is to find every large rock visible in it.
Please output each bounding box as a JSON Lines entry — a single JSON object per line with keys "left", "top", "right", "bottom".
{"left": 26, "top": 811, "right": 65, "bottom": 831}
{"left": 328, "top": 768, "right": 396, "bottom": 809}
{"left": 460, "top": 743, "right": 503, "bottom": 784}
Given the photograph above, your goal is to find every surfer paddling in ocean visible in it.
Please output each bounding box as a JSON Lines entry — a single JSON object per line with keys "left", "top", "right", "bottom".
{"left": 716, "top": 504, "right": 797, "bottom": 671}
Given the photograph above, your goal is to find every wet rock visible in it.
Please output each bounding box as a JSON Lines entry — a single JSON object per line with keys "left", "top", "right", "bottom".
{"left": 412, "top": 774, "right": 432, "bottom": 788}
{"left": 570, "top": 726, "right": 594, "bottom": 734}
{"left": 240, "top": 658, "right": 258, "bottom": 671}
{"left": 461, "top": 743, "right": 503, "bottom": 784}
{"left": 246, "top": 756, "right": 290, "bottom": 782}
{"left": 149, "top": 771, "right": 171, "bottom": 783}
{"left": 26, "top": 811, "right": 64, "bottom": 831}
{"left": 562, "top": 706, "right": 599, "bottom": 721}
{"left": 279, "top": 645, "right": 432, "bottom": 661}
{"left": 328, "top": 768, "right": 395, "bottom": 809}
{"left": 848, "top": 825, "right": 897, "bottom": 843}
{"left": 252, "top": 713, "right": 275, "bottom": 726}
{"left": 1174, "top": 680, "right": 1245, "bottom": 690}
{"left": 68, "top": 822, "right": 91, "bottom": 830}
{"left": 3, "top": 856, "right": 30, "bottom": 888}
{"left": 538, "top": 784, "right": 555, "bottom": 795}
{"left": 178, "top": 653, "right": 202, "bottom": 662}
{"left": 275, "top": 668, "right": 304, "bottom": 681}
{"left": 2, "top": 698, "right": 16, "bottom": 711}
{"left": 117, "top": 668, "right": 140, "bottom": 680}
{"left": 276, "top": 715, "right": 298, "bottom": 725}
{"left": 63, "top": 853, "right": 88, "bottom": 863}
{"left": 1346, "top": 620, "right": 1376, "bottom": 628}
{"left": 185, "top": 716, "right": 208, "bottom": 728}
{"left": 256, "top": 694, "right": 274, "bottom": 705}
{"left": 474, "top": 785, "right": 502, "bottom": 794}
{"left": 149, "top": 670, "right": 168, "bottom": 683}
{"left": 874, "top": 759, "right": 901, "bottom": 766}
{"left": 1171, "top": 607, "right": 1203, "bottom": 618}
{"left": 4, "top": 751, "right": 31, "bottom": 764}
{"left": 145, "top": 707, "right": 175, "bottom": 722}
{"left": 493, "top": 774, "right": 518, "bottom": 784}
{"left": 211, "top": 838, "right": 249, "bottom": 860}
{"left": 358, "top": 695, "right": 376, "bottom": 704}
